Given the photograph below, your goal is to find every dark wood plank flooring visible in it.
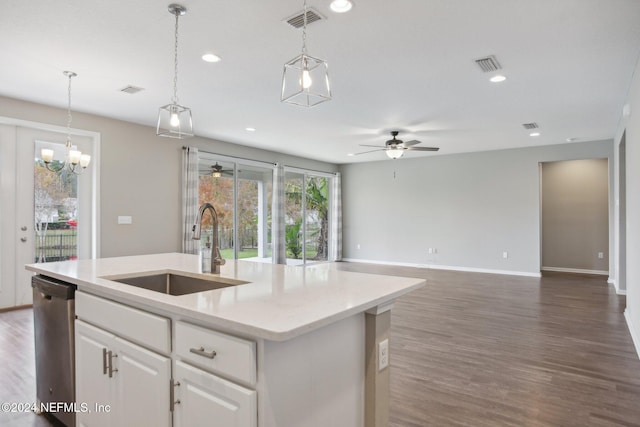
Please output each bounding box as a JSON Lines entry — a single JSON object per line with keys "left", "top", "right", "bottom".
{"left": 2, "top": 265, "right": 640, "bottom": 426}
{"left": 336, "top": 264, "right": 640, "bottom": 427}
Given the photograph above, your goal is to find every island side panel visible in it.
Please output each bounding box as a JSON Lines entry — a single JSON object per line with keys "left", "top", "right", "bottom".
{"left": 365, "top": 307, "right": 391, "bottom": 427}
{"left": 258, "top": 313, "right": 365, "bottom": 427}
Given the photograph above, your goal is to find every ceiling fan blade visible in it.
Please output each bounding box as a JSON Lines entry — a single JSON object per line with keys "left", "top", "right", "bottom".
{"left": 401, "top": 139, "right": 421, "bottom": 147}
{"left": 406, "top": 146, "right": 440, "bottom": 151}
{"left": 353, "top": 149, "right": 385, "bottom": 155}
{"left": 359, "top": 144, "right": 386, "bottom": 148}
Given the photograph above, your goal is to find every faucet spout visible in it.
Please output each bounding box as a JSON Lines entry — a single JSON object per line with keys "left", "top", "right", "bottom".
{"left": 192, "top": 203, "right": 226, "bottom": 273}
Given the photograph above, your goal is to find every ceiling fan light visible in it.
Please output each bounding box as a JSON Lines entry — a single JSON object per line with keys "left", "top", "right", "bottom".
{"left": 386, "top": 149, "right": 404, "bottom": 159}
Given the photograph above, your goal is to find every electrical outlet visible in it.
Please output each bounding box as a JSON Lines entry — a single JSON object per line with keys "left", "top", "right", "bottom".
{"left": 502, "top": 251, "right": 508, "bottom": 259}
{"left": 357, "top": 244, "right": 361, "bottom": 250}
{"left": 378, "top": 339, "right": 389, "bottom": 371}
{"left": 598, "top": 252, "right": 604, "bottom": 259}
{"left": 428, "top": 248, "right": 433, "bottom": 254}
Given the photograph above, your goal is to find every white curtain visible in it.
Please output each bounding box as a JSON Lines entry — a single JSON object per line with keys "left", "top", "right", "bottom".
{"left": 272, "top": 163, "right": 286, "bottom": 264}
{"left": 182, "top": 146, "right": 199, "bottom": 254}
{"left": 330, "top": 172, "right": 342, "bottom": 261}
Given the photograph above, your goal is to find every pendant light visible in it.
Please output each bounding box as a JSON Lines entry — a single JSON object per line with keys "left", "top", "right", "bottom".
{"left": 281, "top": 0, "right": 331, "bottom": 107}
{"left": 41, "top": 71, "right": 91, "bottom": 175}
{"left": 157, "top": 3, "right": 193, "bottom": 138}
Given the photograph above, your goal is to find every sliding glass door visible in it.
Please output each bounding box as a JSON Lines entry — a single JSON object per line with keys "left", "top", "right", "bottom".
{"left": 284, "top": 170, "right": 331, "bottom": 265}
{"left": 197, "top": 154, "right": 272, "bottom": 262}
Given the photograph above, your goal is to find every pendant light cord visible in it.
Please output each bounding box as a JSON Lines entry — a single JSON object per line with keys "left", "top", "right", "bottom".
{"left": 172, "top": 10, "right": 180, "bottom": 105}
{"left": 66, "top": 73, "right": 74, "bottom": 146}
{"left": 301, "top": 0, "right": 308, "bottom": 54}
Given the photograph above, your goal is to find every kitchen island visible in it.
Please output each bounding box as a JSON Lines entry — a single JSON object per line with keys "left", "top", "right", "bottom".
{"left": 26, "top": 253, "right": 425, "bottom": 427}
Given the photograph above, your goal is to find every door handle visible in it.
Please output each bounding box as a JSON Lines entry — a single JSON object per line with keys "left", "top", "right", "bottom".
{"left": 20, "top": 237, "right": 27, "bottom": 242}
{"left": 102, "top": 348, "right": 108, "bottom": 375}
{"left": 107, "top": 350, "right": 118, "bottom": 378}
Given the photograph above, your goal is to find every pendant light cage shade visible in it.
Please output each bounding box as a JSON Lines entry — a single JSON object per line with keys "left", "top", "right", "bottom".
{"left": 281, "top": 53, "right": 332, "bottom": 107}
{"left": 157, "top": 103, "right": 193, "bottom": 138}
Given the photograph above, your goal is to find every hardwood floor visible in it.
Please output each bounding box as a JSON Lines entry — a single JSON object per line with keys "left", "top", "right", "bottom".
{"left": 2, "top": 265, "right": 640, "bottom": 426}
{"left": 336, "top": 264, "right": 640, "bottom": 427}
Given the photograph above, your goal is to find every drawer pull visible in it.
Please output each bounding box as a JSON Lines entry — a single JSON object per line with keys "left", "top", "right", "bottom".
{"left": 189, "top": 346, "right": 217, "bottom": 359}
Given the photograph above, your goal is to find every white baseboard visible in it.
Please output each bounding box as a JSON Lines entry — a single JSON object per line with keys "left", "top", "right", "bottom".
{"left": 342, "top": 258, "right": 541, "bottom": 278}
{"left": 624, "top": 310, "right": 640, "bottom": 361}
{"left": 541, "top": 266, "right": 609, "bottom": 275}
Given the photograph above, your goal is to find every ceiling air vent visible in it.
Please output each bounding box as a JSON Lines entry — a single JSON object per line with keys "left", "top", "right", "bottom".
{"left": 285, "top": 8, "right": 324, "bottom": 29}
{"left": 522, "top": 123, "right": 539, "bottom": 130}
{"left": 120, "top": 85, "right": 144, "bottom": 95}
{"left": 474, "top": 55, "right": 502, "bottom": 73}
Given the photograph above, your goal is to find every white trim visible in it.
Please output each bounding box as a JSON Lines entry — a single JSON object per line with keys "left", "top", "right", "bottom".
{"left": 541, "top": 266, "right": 608, "bottom": 275}
{"left": 618, "top": 289, "right": 627, "bottom": 295}
{"left": 342, "top": 258, "right": 542, "bottom": 278}
{"left": 624, "top": 310, "right": 640, "bottom": 361}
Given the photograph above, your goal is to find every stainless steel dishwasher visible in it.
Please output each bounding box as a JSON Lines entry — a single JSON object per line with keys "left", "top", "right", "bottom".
{"left": 32, "top": 275, "right": 77, "bottom": 427}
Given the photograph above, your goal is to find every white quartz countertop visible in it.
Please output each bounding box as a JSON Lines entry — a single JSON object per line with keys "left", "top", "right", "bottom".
{"left": 26, "top": 253, "right": 425, "bottom": 341}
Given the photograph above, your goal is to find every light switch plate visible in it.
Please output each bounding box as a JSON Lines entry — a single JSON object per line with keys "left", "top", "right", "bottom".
{"left": 118, "top": 216, "right": 132, "bottom": 225}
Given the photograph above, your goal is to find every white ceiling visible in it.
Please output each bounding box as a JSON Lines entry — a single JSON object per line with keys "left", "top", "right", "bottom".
{"left": 2, "top": 0, "right": 640, "bottom": 164}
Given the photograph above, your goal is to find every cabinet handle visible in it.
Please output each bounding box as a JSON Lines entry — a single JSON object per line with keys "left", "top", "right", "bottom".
{"left": 170, "top": 380, "right": 181, "bottom": 412}
{"left": 102, "top": 348, "right": 108, "bottom": 375}
{"left": 107, "top": 350, "right": 118, "bottom": 378}
{"left": 189, "top": 346, "right": 217, "bottom": 359}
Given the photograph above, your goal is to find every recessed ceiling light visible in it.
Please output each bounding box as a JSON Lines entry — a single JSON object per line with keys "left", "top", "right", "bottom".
{"left": 202, "top": 53, "right": 221, "bottom": 63}
{"left": 347, "top": 153, "right": 355, "bottom": 156}
{"left": 245, "top": 127, "right": 256, "bottom": 132}
{"left": 490, "top": 75, "right": 507, "bottom": 83}
{"left": 529, "top": 132, "right": 541, "bottom": 137}
{"left": 330, "top": 0, "right": 353, "bottom": 13}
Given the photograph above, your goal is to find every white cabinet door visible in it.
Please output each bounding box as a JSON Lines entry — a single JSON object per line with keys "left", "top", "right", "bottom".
{"left": 174, "top": 360, "right": 257, "bottom": 427}
{"left": 114, "top": 336, "right": 171, "bottom": 427}
{"left": 75, "top": 320, "right": 115, "bottom": 427}
{"left": 75, "top": 320, "right": 171, "bottom": 427}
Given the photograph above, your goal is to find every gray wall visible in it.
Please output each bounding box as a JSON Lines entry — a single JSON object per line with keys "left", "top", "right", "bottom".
{"left": 340, "top": 140, "right": 613, "bottom": 276}
{"left": 622, "top": 54, "right": 640, "bottom": 356}
{"left": 541, "top": 159, "right": 609, "bottom": 272}
{"left": 0, "top": 95, "right": 337, "bottom": 258}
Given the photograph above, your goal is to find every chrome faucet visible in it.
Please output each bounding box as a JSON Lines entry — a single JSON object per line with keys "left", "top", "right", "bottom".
{"left": 192, "top": 203, "right": 226, "bottom": 274}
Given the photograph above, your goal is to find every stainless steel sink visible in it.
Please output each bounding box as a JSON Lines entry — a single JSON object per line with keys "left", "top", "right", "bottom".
{"left": 111, "top": 273, "right": 248, "bottom": 296}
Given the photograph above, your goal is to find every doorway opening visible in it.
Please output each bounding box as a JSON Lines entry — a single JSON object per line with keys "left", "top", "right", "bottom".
{"left": 540, "top": 158, "right": 609, "bottom": 276}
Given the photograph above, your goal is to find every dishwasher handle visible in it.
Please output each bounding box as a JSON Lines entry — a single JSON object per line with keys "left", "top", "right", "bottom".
{"left": 31, "top": 275, "right": 76, "bottom": 300}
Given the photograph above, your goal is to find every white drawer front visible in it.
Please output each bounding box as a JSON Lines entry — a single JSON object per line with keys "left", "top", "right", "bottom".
{"left": 175, "top": 321, "right": 256, "bottom": 386}
{"left": 75, "top": 291, "right": 171, "bottom": 354}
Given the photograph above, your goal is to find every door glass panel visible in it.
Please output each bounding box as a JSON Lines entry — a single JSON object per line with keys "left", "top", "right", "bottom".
{"left": 199, "top": 160, "right": 235, "bottom": 260}
{"left": 238, "top": 166, "right": 273, "bottom": 261}
{"left": 305, "top": 176, "right": 329, "bottom": 264}
{"left": 34, "top": 140, "right": 79, "bottom": 263}
{"left": 197, "top": 157, "right": 274, "bottom": 262}
{"left": 284, "top": 172, "right": 304, "bottom": 265}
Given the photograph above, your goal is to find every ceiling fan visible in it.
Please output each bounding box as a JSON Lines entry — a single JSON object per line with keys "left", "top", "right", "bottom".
{"left": 200, "top": 162, "right": 233, "bottom": 178}
{"left": 355, "top": 131, "right": 439, "bottom": 159}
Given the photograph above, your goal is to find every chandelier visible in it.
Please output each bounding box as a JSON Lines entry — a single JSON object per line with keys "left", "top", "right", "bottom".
{"left": 41, "top": 71, "right": 91, "bottom": 175}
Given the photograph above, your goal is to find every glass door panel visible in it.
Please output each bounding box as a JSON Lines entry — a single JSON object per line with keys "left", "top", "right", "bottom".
{"left": 197, "top": 156, "right": 273, "bottom": 262}
{"left": 198, "top": 160, "right": 235, "bottom": 260}
{"left": 237, "top": 166, "right": 272, "bottom": 261}
{"left": 305, "top": 176, "right": 329, "bottom": 263}
{"left": 284, "top": 172, "right": 304, "bottom": 265}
